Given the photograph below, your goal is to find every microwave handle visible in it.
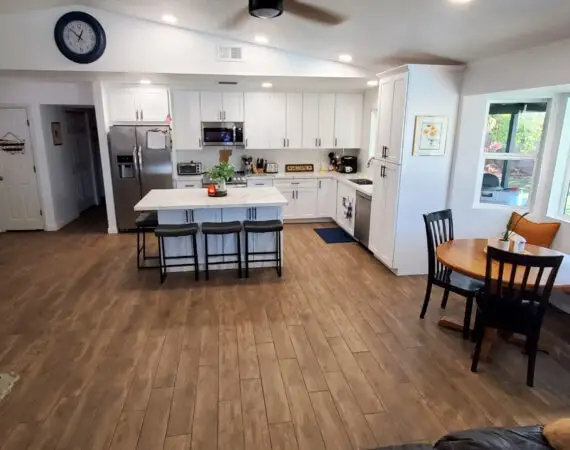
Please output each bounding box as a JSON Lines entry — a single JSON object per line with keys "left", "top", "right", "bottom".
{"left": 198, "top": 137, "right": 202, "bottom": 148}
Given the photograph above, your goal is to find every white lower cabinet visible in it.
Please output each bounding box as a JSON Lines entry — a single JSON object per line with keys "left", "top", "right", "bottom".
{"left": 274, "top": 179, "right": 318, "bottom": 219}
{"left": 336, "top": 182, "right": 356, "bottom": 235}
{"left": 295, "top": 188, "right": 318, "bottom": 219}
{"left": 175, "top": 180, "right": 202, "bottom": 189}
{"left": 247, "top": 178, "right": 273, "bottom": 188}
{"left": 317, "top": 179, "right": 337, "bottom": 218}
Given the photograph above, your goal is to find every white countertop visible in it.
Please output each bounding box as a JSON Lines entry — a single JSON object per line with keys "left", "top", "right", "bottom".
{"left": 135, "top": 187, "right": 288, "bottom": 211}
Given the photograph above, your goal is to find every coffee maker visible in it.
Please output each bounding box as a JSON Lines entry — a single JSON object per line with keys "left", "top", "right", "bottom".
{"left": 339, "top": 156, "right": 358, "bottom": 174}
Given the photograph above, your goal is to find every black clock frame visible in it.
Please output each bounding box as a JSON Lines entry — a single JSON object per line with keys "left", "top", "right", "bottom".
{"left": 54, "top": 11, "right": 106, "bottom": 64}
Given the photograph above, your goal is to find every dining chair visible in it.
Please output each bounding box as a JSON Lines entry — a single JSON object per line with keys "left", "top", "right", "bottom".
{"left": 421, "top": 209, "right": 484, "bottom": 339}
{"left": 471, "top": 246, "right": 563, "bottom": 387}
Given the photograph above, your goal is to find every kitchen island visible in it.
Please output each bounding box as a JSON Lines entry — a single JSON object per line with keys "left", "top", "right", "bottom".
{"left": 134, "top": 187, "right": 288, "bottom": 273}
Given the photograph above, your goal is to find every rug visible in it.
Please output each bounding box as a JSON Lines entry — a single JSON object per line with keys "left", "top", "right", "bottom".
{"left": 314, "top": 227, "right": 354, "bottom": 244}
{"left": 0, "top": 373, "right": 19, "bottom": 401}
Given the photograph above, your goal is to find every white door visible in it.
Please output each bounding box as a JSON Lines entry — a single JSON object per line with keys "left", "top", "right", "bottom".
{"left": 376, "top": 163, "right": 400, "bottom": 267}
{"left": 286, "top": 93, "right": 303, "bottom": 149}
{"left": 302, "top": 93, "right": 319, "bottom": 149}
{"left": 386, "top": 74, "right": 408, "bottom": 164}
{"left": 368, "top": 162, "right": 385, "bottom": 256}
{"left": 244, "top": 93, "right": 270, "bottom": 149}
{"left": 269, "top": 93, "right": 287, "bottom": 149}
{"left": 200, "top": 91, "right": 223, "bottom": 121}
{"left": 295, "top": 187, "right": 318, "bottom": 219}
{"left": 334, "top": 93, "right": 363, "bottom": 149}
{"left": 222, "top": 92, "right": 244, "bottom": 122}
{"left": 317, "top": 178, "right": 337, "bottom": 218}
{"left": 108, "top": 88, "right": 137, "bottom": 122}
{"left": 318, "top": 94, "right": 336, "bottom": 149}
{"left": 0, "top": 108, "right": 43, "bottom": 230}
{"left": 137, "top": 88, "right": 170, "bottom": 122}
{"left": 172, "top": 91, "right": 202, "bottom": 150}
{"left": 376, "top": 78, "right": 394, "bottom": 159}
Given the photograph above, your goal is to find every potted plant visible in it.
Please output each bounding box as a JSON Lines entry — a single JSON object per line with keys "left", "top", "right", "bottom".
{"left": 207, "top": 162, "right": 235, "bottom": 194}
{"left": 497, "top": 212, "right": 529, "bottom": 250}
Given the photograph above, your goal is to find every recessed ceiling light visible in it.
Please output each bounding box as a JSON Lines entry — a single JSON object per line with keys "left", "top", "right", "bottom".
{"left": 338, "top": 54, "right": 353, "bottom": 63}
{"left": 255, "top": 35, "right": 269, "bottom": 44}
{"left": 140, "top": 79, "right": 152, "bottom": 85}
{"left": 262, "top": 82, "right": 273, "bottom": 88}
{"left": 162, "top": 14, "right": 178, "bottom": 24}
{"left": 367, "top": 80, "right": 379, "bottom": 87}
{"left": 448, "top": 0, "right": 472, "bottom": 3}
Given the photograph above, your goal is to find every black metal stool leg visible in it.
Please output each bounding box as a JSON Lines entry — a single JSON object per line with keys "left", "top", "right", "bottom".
{"left": 204, "top": 234, "right": 210, "bottom": 281}
{"left": 142, "top": 229, "right": 147, "bottom": 260}
{"left": 245, "top": 231, "right": 249, "bottom": 278}
{"left": 158, "top": 236, "right": 165, "bottom": 284}
{"left": 137, "top": 226, "right": 141, "bottom": 270}
{"left": 277, "top": 230, "right": 282, "bottom": 277}
{"left": 192, "top": 234, "right": 199, "bottom": 281}
{"left": 237, "top": 232, "right": 242, "bottom": 278}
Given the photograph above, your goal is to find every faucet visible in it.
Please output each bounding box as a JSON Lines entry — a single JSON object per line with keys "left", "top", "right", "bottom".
{"left": 366, "top": 157, "right": 376, "bottom": 168}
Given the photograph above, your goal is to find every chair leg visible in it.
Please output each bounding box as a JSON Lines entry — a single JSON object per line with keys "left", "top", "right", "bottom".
{"left": 192, "top": 234, "right": 199, "bottom": 281}
{"left": 142, "top": 229, "right": 147, "bottom": 260}
{"left": 463, "top": 295, "right": 474, "bottom": 340}
{"left": 420, "top": 281, "right": 432, "bottom": 319}
{"left": 204, "top": 234, "right": 209, "bottom": 281}
{"left": 245, "top": 231, "right": 249, "bottom": 278}
{"left": 441, "top": 289, "right": 450, "bottom": 309}
{"left": 527, "top": 336, "right": 538, "bottom": 387}
{"left": 137, "top": 226, "right": 141, "bottom": 270}
{"left": 471, "top": 314, "right": 484, "bottom": 373}
{"left": 276, "top": 230, "right": 282, "bottom": 277}
{"left": 236, "top": 232, "right": 242, "bottom": 279}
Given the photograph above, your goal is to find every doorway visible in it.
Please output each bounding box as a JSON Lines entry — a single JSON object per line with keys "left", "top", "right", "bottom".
{"left": 0, "top": 108, "right": 43, "bottom": 231}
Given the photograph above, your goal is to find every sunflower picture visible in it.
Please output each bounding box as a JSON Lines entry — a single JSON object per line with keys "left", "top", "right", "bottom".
{"left": 413, "top": 116, "right": 449, "bottom": 156}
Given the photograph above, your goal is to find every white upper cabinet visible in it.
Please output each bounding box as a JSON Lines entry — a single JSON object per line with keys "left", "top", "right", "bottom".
{"left": 302, "top": 93, "right": 337, "bottom": 149}
{"left": 269, "top": 93, "right": 287, "bottom": 149}
{"left": 200, "top": 92, "right": 244, "bottom": 122}
{"left": 334, "top": 93, "right": 363, "bottom": 149}
{"left": 286, "top": 93, "right": 303, "bottom": 149}
{"left": 107, "top": 87, "right": 170, "bottom": 123}
{"left": 318, "top": 93, "right": 336, "bottom": 149}
{"left": 244, "top": 92, "right": 271, "bottom": 149}
{"left": 171, "top": 91, "right": 202, "bottom": 150}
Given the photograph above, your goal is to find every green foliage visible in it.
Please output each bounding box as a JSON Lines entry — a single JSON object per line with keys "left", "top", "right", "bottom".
{"left": 207, "top": 162, "right": 235, "bottom": 182}
{"left": 486, "top": 112, "right": 546, "bottom": 154}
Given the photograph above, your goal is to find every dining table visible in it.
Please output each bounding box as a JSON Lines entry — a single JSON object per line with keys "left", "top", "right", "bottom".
{"left": 435, "top": 238, "right": 570, "bottom": 355}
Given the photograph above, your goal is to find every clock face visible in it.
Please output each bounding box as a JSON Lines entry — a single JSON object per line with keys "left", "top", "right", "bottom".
{"left": 63, "top": 21, "right": 97, "bottom": 55}
{"left": 54, "top": 12, "right": 106, "bottom": 64}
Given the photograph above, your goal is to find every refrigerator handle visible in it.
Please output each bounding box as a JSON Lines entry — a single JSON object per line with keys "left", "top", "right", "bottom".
{"left": 138, "top": 145, "right": 143, "bottom": 171}
{"left": 132, "top": 145, "right": 139, "bottom": 178}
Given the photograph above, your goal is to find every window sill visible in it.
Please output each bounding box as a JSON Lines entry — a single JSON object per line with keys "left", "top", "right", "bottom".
{"left": 473, "top": 202, "right": 530, "bottom": 213}
{"left": 545, "top": 214, "right": 570, "bottom": 225}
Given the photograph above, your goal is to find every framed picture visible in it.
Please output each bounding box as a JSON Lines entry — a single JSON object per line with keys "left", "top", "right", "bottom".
{"left": 51, "top": 122, "right": 63, "bottom": 146}
{"left": 412, "top": 115, "right": 449, "bottom": 156}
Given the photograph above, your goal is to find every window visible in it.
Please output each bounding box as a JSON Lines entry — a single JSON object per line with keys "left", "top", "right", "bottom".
{"left": 479, "top": 102, "right": 548, "bottom": 207}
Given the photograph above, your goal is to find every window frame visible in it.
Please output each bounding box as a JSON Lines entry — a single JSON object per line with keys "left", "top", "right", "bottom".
{"left": 475, "top": 99, "right": 550, "bottom": 210}
{"left": 558, "top": 152, "right": 570, "bottom": 220}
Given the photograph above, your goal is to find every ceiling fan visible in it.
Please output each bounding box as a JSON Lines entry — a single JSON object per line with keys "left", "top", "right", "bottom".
{"left": 224, "top": 0, "right": 347, "bottom": 28}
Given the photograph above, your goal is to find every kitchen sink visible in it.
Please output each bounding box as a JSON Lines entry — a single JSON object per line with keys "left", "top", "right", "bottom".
{"left": 350, "top": 179, "right": 373, "bottom": 185}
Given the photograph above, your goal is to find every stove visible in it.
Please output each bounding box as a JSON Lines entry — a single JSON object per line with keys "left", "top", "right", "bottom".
{"left": 202, "top": 174, "right": 247, "bottom": 187}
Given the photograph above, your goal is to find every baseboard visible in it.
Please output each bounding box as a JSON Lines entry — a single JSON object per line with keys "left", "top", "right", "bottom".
{"left": 284, "top": 218, "right": 334, "bottom": 224}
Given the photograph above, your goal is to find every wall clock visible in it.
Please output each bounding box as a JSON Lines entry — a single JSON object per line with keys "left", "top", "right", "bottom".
{"left": 54, "top": 11, "right": 106, "bottom": 64}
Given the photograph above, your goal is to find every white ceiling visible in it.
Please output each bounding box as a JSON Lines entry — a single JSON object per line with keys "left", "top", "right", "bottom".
{"left": 3, "top": 0, "right": 570, "bottom": 70}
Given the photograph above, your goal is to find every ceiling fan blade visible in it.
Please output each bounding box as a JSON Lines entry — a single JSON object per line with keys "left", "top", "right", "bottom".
{"left": 286, "top": 0, "right": 346, "bottom": 25}
{"left": 222, "top": 7, "right": 250, "bottom": 29}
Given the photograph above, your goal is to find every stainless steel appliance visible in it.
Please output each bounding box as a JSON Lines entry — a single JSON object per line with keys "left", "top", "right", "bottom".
{"left": 202, "top": 174, "right": 247, "bottom": 188}
{"left": 265, "top": 162, "right": 278, "bottom": 173}
{"left": 109, "top": 125, "right": 173, "bottom": 230}
{"left": 339, "top": 155, "right": 358, "bottom": 173}
{"left": 202, "top": 122, "right": 244, "bottom": 146}
{"left": 354, "top": 191, "right": 372, "bottom": 248}
{"left": 177, "top": 161, "right": 203, "bottom": 176}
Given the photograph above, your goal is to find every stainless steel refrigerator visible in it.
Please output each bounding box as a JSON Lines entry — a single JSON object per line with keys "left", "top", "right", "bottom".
{"left": 109, "top": 125, "right": 172, "bottom": 231}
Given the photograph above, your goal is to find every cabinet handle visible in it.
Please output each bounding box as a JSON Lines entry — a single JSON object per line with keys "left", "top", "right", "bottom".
{"left": 292, "top": 191, "right": 295, "bottom": 200}
{"left": 287, "top": 138, "right": 289, "bottom": 147}
{"left": 315, "top": 138, "right": 318, "bottom": 147}
{"left": 185, "top": 210, "right": 189, "bottom": 223}
{"left": 136, "top": 110, "right": 139, "bottom": 121}
{"left": 245, "top": 138, "right": 248, "bottom": 147}
{"left": 319, "top": 180, "right": 321, "bottom": 189}
{"left": 141, "top": 109, "right": 144, "bottom": 121}
{"left": 254, "top": 208, "right": 257, "bottom": 220}
{"left": 198, "top": 137, "right": 202, "bottom": 148}
{"left": 283, "top": 138, "right": 286, "bottom": 147}
{"left": 385, "top": 146, "right": 389, "bottom": 158}
{"left": 319, "top": 138, "right": 322, "bottom": 147}
{"left": 335, "top": 138, "right": 338, "bottom": 147}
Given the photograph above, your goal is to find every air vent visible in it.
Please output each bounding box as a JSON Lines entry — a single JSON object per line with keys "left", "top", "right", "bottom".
{"left": 217, "top": 45, "right": 243, "bottom": 62}
{"left": 218, "top": 81, "right": 239, "bottom": 85}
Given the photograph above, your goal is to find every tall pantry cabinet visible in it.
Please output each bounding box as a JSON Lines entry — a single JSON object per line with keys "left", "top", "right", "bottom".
{"left": 368, "top": 65, "right": 464, "bottom": 276}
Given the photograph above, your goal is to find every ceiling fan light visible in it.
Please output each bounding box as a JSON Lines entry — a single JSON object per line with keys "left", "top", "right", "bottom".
{"left": 249, "top": 0, "right": 284, "bottom": 19}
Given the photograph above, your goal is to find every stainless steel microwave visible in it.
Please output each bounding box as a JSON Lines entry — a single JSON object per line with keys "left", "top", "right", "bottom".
{"left": 202, "top": 122, "right": 244, "bottom": 147}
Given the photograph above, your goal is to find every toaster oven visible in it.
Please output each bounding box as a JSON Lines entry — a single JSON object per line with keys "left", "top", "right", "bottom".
{"left": 177, "top": 161, "right": 203, "bottom": 176}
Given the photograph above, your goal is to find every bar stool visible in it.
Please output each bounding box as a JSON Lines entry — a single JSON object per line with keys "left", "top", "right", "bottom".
{"left": 136, "top": 211, "right": 159, "bottom": 270}
{"left": 201, "top": 221, "right": 243, "bottom": 280}
{"left": 155, "top": 223, "right": 199, "bottom": 284}
{"left": 243, "top": 220, "right": 283, "bottom": 278}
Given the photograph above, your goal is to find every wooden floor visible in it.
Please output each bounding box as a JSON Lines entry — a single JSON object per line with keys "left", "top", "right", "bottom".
{"left": 2, "top": 212, "right": 570, "bottom": 450}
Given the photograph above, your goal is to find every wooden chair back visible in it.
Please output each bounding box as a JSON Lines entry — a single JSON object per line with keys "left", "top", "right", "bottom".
{"left": 423, "top": 209, "right": 454, "bottom": 280}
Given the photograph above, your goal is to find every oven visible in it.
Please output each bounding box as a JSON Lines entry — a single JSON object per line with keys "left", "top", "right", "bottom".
{"left": 202, "top": 122, "right": 244, "bottom": 147}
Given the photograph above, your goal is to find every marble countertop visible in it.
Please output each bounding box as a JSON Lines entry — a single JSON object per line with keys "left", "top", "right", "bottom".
{"left": 135, "top": 187, "right": 288, "bottom": 211}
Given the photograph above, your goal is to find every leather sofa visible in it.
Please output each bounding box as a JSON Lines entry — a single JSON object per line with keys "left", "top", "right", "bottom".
{"left": 374, "top": 425, "right": 551, "bottom": 450}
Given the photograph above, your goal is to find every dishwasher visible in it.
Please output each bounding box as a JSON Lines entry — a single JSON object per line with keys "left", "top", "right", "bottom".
{"left": 354, "top": 191, "right": 372, "bottom": 248}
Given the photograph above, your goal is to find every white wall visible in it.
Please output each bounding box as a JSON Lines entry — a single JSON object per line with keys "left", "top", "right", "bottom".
{"left": 0, "top": 6, "right": 367, "bottom": 79}
{"left": 0, "top": 78, "right": 93, "bottom": 230}
{"left": 358, "top": 87, "right": 379, "bottom": 178}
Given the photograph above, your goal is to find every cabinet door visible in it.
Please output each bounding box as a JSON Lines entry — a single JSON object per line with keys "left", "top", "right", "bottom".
{"left": 269, "top": 93, "right": 287, "bottom": 149}
{"left": 386, "top": 74, "right": 407, "bottom": 164}
{"left": 222, "top": 92, "right": 244, "bottom": 122}
{"left": 247, "top": 178, "right": 273, "bottom": 187}
{"left": 295, "top": 188, "right": 317, "bottom": 219}
{"left": 318, "top": 93, "right": 336, "bottom": 149}
{"left": 244, "top": 93, "right": 270, "bottom": 149}
{"left": 368, "top": 163, "right": 385, "bottom": 256}
{"left": 317, "top": 179, "right": 337, "bottom": 218}
{"left": 172, "top": 91, "right": 202, "bottom": 150}
{"left": 108, "top": 88, "right": 137, "bottom": 122}
{"left": 200, "top": 91, "right": 223, "bottom": 121}
{"left": 336, "top": 182, "right": 355, "bottom": 234}
{"left": 276, "top": 186, "right": 296, "bottom": 219}
{"left": 376, "top": 163, "right": 400, "bottom": 267}
{"left": 302, "top": 93, "right": 319, "bottom": 148}
{"left": 137, "top": 88, "right": 170, "bottom": 122}
{"left": 220, "top": 208, "right": 248, "bottom": 265}
{"left": 334, "top": 93, "right": 363, "bottom": 149}
{"left": 376, "top": 78, "right": 394, "bottom": 158}
{"left": 286, "top": 93, "right": 303, "bottom": 149}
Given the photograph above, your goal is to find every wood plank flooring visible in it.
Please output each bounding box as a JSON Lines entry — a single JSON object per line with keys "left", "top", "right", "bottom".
{"left": 2, "top": 213, "right": 570, "bottom": 450}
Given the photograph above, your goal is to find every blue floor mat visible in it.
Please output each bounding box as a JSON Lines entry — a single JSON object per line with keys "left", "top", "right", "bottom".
{"left": 314, "top": 227, "right": 355, "bottom": 244}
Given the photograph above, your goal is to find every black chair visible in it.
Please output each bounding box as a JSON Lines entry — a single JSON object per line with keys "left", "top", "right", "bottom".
{"left": 202, "top": 221, "right": 243, "bottom": 280}
{"left": 155, "top": 223, "right": 199, "bottom": 284}
{"left": 471, "top": 246, "right": 563, "bottom": 387}
{"left": 136, "top": 211, "right": 159, "bottom": 270}
{"left": 421, "top": 210, "right": 484, "bottom": 339}
{"left": 243, "top": 220, "right": 283, "bottom": 278}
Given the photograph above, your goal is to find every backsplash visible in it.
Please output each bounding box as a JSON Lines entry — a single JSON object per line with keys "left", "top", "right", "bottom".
{"left": 175, "top": 147, "right": 360, "bottom": 173}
